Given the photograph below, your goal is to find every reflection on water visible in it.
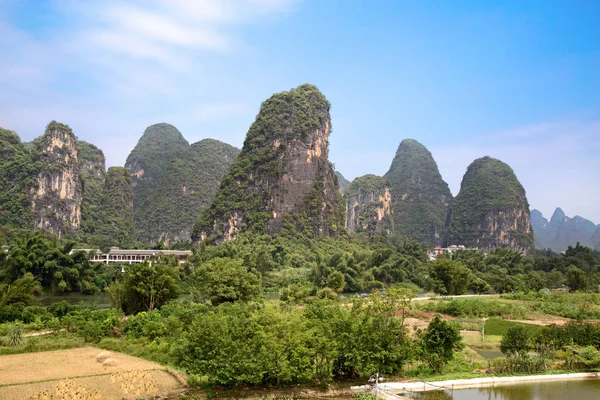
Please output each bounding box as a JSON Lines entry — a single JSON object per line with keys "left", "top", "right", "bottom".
{"left": 405, "top": 379, "right": 600, "bottom": 400}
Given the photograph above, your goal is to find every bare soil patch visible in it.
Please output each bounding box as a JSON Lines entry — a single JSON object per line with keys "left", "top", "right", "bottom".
{"left": 0, "top": 347, "right": 183, "bottom": 399}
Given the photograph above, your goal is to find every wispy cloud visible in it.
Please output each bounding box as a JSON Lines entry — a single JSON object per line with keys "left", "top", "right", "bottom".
{"left": 0, "top": 0, "right": 298, "bottom": 166}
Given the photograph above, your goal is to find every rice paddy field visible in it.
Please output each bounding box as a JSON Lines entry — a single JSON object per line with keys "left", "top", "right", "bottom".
{"left": 0, "top": 347, "right": 184, "bottom": 399}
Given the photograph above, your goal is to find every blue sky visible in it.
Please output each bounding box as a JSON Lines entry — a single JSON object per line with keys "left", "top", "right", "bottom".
{"left": 1, "top": 0, "right": 599, "bottom": 222}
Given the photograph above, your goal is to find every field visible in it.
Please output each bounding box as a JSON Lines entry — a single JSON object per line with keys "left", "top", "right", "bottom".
{"left": 0, "top": 347, "right": 184, "bottom": 399}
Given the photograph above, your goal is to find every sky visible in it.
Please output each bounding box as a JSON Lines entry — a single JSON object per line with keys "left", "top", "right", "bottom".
{"left": 1, "top": 0, "right": 599, "bottom": 223}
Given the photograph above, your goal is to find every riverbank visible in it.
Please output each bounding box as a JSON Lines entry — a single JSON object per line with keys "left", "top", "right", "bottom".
{"left": 351, "top": 372, "right": 600, "bottom": 395}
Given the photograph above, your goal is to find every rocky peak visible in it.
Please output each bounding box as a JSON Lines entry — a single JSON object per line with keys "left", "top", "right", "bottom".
{"left": 345, "top": 174, "right": 393, "bottom": 235}
{"left": 193, "top": 84, "right": 344, "bottom": 243}
{"left": 445, "top": 156, "right": 533, "bottom": 252}
{"left": 31, "top": 121, "right": 83, "bottom": 234}
{"left": 384, "top": 139, "right": 452, "bottom": 246}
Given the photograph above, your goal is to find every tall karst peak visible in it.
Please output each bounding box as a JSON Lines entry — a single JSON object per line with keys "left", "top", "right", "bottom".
{"left": 383, "top": 138, "right": 452, "bottom": 246}
{"left": 0, "top": 128, "right": 36, "bottom": 229}
{"left": 193, "top": 83, "right": 344, "bottom": 243}
{"left": 137, "top": 137, "right": 239, "bottom": 244}
{"left": 31, "top": 121, "right": 83, "bottom": 234}
{"left": 345, "top": 174, "right": 393, "bottom": 235}
{"left": 446, "top": 156, "right": 533, "bottom": 252}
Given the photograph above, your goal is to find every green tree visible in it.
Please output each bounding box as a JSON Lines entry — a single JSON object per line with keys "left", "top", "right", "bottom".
{"left": 327, "top": 271, "right": 346, "bottom": 293}
{"left": 0, "top": 273, "right": 41, "bottom": 306}
{"left": 501, "top": 326, "right": 530, "bottom": 357}
{"left": 192, "top": 257, "right": 261, "bottom": 305}
{"left": 122, "top": 259, "right": 181, "bottom": 314}
{"left": 566, "top": 265, "right": 588, "bottom": 292}
{"left": 429, "top": 259, "right": 471, "bottom": 295}
{"left": 419, "top": 315, "right": 463, "bottom": 372}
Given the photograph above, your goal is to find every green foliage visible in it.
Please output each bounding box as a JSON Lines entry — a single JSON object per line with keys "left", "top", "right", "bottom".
{"left": 0, "top": 128, "right": 37, "bottom": 230}
{"left": 92, "top": 166, "right": 135, "bottom": 247}
{"left": 77, "top": 140, "right": 106, "bottom": 241}
{"left": 384, "top": 139, "right": 452, "bottom": 246}
{"left": 419, "top": 315, "right": 464, "bottom": 372}
{"left": 501, "top": 326, "right": 530, "bottom": 356}
{"left": 191, "top": 257, "right": 262, "bottom": 305}
{"left": 428, "top": 259, "right": 471, "bottom": 295}
{"left": 7, "top": 323, "right": 23, "bottom": 346}
{"left": 121, "top": 259, "right": 181, "bottom": 314}
{"left": 0, "top": 231, "right": 111, "bottom": 295}
{"left": 419, "top": 299, "right": 528, "bottom": 319}
{"left": 446, "top": 156, "right": 533, "bottom": 251}
{"left": 128, "top": 133, "right": 239, "bottom": 243}
{"left": 0, "top": 272, "right": 41, "bottom": 306}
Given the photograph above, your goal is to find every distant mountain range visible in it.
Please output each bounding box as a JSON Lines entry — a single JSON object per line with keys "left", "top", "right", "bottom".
{"left": 531, "top": 208, "right": 600, "bottom": 252}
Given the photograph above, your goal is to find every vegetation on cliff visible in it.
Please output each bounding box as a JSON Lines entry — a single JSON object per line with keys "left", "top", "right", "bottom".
{"left": 30, "top": 121, "right": 83, "bottom": 235}
{"left": 138, "top": 139, "right": 239, "bottom": 244}
{"left": 91, "top": 167, "right": 135, "bottom": 248}
{"left": 344, "top": 174, "right": 392, "bottom": 235}
{"left": 446, "top": 156, "right": 533, "bottom": 251}
{"left": 125, "top": 124, "right": 238, "bottom": 244}
{"left": 384, "top": 139, "right": 452, "bottom": 246}
{"left": 335, "top": 171, "right": 350, "bottom": 192}
{"left": 77, "top": 141, "right": 106, "bottom": 240}
{"left": 193, "top": 84, "right": 344, "bottom": 243}
{"left": 0, "top": 128, "right": 37, "bottom": 237}
{"left": 125, "top": 123, "right": 189, "bottom": 241}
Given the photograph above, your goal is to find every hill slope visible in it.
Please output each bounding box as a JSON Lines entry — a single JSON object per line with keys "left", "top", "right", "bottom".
{"left": 193, "top": 84, "right": 344, "bottom": 243}
{"left": 383, "top": 139, "right": 452, "bottom": 246}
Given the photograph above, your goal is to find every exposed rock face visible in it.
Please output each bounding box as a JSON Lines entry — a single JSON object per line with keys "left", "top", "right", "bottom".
{"left": 345, "top": 174, "right": 393, "bottom": 235}
{"left": 384, "top": 139, "right": 452, "bottom": 246}
{"left": 446, "top": 156, "right": 533, "bottom": 252}
{"left": 532, "top": 208, "right": 598, "bottom": 251}
{"left": 78, "top": 141, "right": 106, "bottom": 237}
{"left": 140, "top": 139, "right": 239, "bottom": 244}
{"left": 125, "top": 123, "right": 189, "bottom": 241}
{"left": 31, "top": 121, "right": 82, "bottom": 234}
{"left": 193, "top": 84, "right": 344, "bottom": 243}
{"left": 0, "top": 128, "right": 36, "bottom": 230}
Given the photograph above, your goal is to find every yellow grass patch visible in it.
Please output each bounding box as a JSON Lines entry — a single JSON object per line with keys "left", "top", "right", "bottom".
{"left": 0, "top": 347, "right": 183, "bottom": 400}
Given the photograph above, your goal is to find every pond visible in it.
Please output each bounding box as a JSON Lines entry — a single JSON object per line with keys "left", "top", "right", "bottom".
{"left": 402, "top": 379, "right": 600, "bottom": 399}
{"left": 37, "top": 292, "right": 111, "bottom": 308}
{"left": 473, "top": 348, "right": 505, "bottom": 360}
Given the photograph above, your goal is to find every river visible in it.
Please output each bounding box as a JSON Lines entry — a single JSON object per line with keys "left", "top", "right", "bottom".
{"left": 402, "top": 379, "right": 600, "bottom": 399}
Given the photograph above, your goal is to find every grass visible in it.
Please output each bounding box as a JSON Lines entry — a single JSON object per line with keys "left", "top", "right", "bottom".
{"left": 484, "top": 318, "right": 543, "bottom": 336}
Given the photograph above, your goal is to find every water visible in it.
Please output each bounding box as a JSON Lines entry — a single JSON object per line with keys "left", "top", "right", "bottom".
{"left": 474, "top": 349, "right": 505, "bottom": 360}
{"left": 403, "top": 379, "right": 600, "bottom": 399}
{"left": 37, "top": 292, "right": 111, "bottom": 308}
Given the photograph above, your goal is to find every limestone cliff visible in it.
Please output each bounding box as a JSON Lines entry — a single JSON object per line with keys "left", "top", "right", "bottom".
{"left": 125, "top": 123, "right": 189, "bottom": 241}
{"left": 141, "top": 139, "right": 239, "bottom": 244}
{"left": 0, "top": 128, "right": 37, "bottom": 230}
{"left": 446, "top": 156, "right": 533, "bottom": 252}
{"left": 384, "top": 139, "right": 452, "bottom": 246}
{"left": 94, "top": 166, "right": 135, "bottom": 246}
{"left": 344, "top": 174, "right": 393, "bottom": 235}
{"left": 193, "top": 84, "right": 345, "bottom": 243}
{"left": 78, "top": 141, "right": 106, "bottom": 237}
{"left": 335, "top": 171, "right": 351, "bottom": 194}
{"left": 31, "top": 121, "right": 82, "bottom": 234}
